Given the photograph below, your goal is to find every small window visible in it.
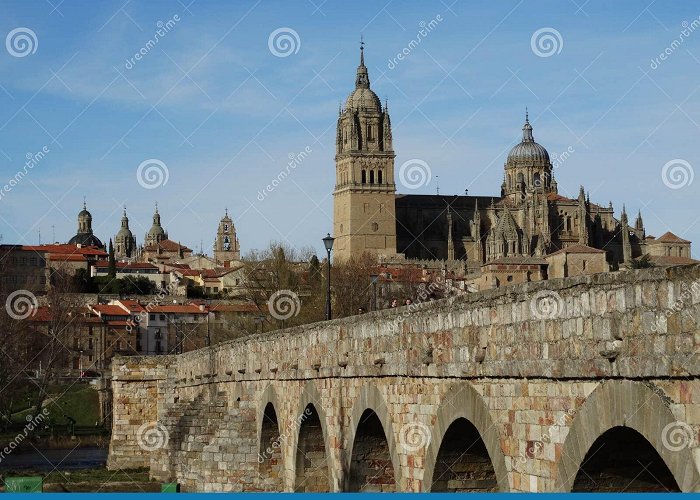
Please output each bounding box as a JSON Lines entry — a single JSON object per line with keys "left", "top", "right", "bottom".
{"left": 369, "top": 170, "right": 375, "bottom": 184}
{"left": 378, "top": 170, "right": 383, "bottom": 184}
{"left": 361, "top": 170, "right": 366, "bottom": 184}
{"left": 150, "top": 314, "right": 155, "bottom": 320}
{"left": 159, "top": 314, "right": 165, "bottom": 321}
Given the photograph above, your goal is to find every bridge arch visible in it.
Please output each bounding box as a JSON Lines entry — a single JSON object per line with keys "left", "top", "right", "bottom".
{"left": 290, "top": 382, "right": 334, "bottom": 492}
{"left": 256, "top": 385, "right": 285, "bottom": 491}
{"left": 555, "top": 380, "right": 699, "bottom": 492}
{"left": 344, "top": 385, "right": 400, "bottom": 491}
{"left": 423, "top": 382, "right": 509, "bottom": 492}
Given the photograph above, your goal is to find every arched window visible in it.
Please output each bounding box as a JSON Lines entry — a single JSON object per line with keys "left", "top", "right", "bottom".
{"left": 378, "top": 170, "right": 383, "bottom": 184}
{"left": 361, "top": 170, "right": 366, "bottom": 184}
{"left": 369, "top": 170, "right": 375, "bottom": 184}
{"left": 534, "top": 172, "right": 541, "bottom": 188}
{"left": 367, "top": 125, "right": 373, "bottom": 141}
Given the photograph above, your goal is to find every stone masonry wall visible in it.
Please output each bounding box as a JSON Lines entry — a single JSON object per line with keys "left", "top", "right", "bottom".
{"left": 109, "top": 265, "right": 700, "bottom": 492}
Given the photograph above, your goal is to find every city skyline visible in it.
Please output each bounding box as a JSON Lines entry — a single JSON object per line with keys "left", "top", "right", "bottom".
{"left": 0, "top": 1, "right": 698, "bottom": 257}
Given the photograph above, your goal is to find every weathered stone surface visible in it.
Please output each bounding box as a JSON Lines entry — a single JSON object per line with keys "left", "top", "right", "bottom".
{"left": 108, "top": 266, "right": 700, "bottom": 492}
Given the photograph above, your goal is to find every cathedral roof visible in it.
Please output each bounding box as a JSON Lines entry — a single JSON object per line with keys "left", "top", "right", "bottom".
{"left": 345, "top": 42, "right": 382, "bottom": 112}
{"left": 506, "top": 112, "right": 550, "bottom": 166}
{"left": 654, "top": 231, "right": 690, "bottom": 244}
{"left": 546, "top": 244, "right": 606, "bottom": 256}
{"left": 68, "top": 233, "right": 103, "bottom": 247}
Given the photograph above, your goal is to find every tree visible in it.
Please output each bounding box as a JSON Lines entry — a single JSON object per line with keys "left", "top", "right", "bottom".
{"left": 29, "top": 263, "right": 84, "bottom": 421}
{"left": 630, "top": 254, "right": 654, "bottom": 269}
{"left": 108, "top": 239, "right": 116, "bottom": 278}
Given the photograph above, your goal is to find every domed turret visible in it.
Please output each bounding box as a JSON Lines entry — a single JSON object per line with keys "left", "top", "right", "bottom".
{"left": 506, "top": 113, "right": 550, "bottom": 166}
{"left": 344, "top": 41, "right": 382, "bottom": 112}
{"left": 145, "top": 202, "right": 168, "bottom": 247}
{"left": 68, "top": 200, "right": 103, "bottom": 247}
{"left": 502, "top": 110, "right": 555, "bottom": 202}
{"left": 115, "top": 206, "right": 136, "bottom": 258}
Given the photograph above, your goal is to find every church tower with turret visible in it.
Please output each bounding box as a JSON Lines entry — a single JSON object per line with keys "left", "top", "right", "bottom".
{"left": 213, "top": 209, "right": 240, "bottom": 265}
{"left": 333, "top": 41, "right": 397, "bottom": 261}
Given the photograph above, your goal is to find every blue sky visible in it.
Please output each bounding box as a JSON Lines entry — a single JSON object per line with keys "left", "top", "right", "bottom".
{"left": 0, "top": 0, "right": 698, "bottom": 257}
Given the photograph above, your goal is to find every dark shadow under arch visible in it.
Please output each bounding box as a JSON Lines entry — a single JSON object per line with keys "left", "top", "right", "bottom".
{"left": 431, "top": 417, "right": 498, "bottom": 492}
{"left": 348, "top": 409, "right": 396, "bottom": 492}
{"left": 258, "top": 402, "right": 283, "bottom": 491}
{"left": 572, "top": 426, "right": 680, "bottom": 492}
{"left": 294, "top": 403, "right": 331, "bottom": 492}
{"left": 423, "top": 383, "right": 509, "bottom": 492}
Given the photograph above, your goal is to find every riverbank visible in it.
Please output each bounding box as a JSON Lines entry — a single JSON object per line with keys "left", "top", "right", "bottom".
{"left": 0, "top": 468, "right": 160, "bottom": 493}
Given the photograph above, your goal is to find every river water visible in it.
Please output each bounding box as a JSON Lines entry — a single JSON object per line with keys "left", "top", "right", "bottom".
{"left": 0, "top": 447, "right": 107, "bottom": 471}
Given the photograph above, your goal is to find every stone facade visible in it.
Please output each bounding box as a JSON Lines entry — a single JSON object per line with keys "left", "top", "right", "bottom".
{"left": 109, "top": 265, "right": 700, "bottom": 492}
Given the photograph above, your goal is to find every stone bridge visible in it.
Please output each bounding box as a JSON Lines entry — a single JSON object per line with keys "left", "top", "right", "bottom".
{"left": 107, "top": 266, "right": 700, "bottom": 492}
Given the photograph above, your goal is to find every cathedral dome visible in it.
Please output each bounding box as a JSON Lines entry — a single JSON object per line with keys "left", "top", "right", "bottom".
{"left": 68, "top": 233, "right": 103, "bottom": 247}
{"left": 345, "top": 87, "right": 381, "bottom": 112}
{"left": 506, "top": 114, "right": 550, "bottom": 165}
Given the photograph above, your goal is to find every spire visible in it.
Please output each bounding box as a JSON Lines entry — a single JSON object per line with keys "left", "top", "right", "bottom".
{"left": 522, "top": 108, "right": 534, "bottom": 143}
{"left": 155, "top": 201, "right": 159, "bottom": 214}
{"left": 123, "top": 205, "right": 127, "bottom": 217}
{"left": 225, "top": 207, "right": 228, "bottom": 217}
{"left": 83, "top": 197, "right": 87, "bottom": 210}
{"left": 355, "top": 37, "right": 370, "bottom": 89}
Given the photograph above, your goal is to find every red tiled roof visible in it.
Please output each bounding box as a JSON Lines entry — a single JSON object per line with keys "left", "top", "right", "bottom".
{"left": 116, "top": 300, "right": 146, "bottom": 312}
{"left": 546, "top": 193, "right": 576, "bottom": 203}
{"left": 485, "top": 257, "right": 549, "bottom": 266}
{"left": 654, "top": 232, "right": 691, "bottom": 244}
{"left": 144, "top": 239, "right": 192, "bottom": 253}
{"left": 151, "top": 304, "right": 207, "bottom": 314}
{"left": 23, "top": 244, "right": 106, "bottom": 256}
{"left": 91, "top": 304, "right": 130, "bottom": 316}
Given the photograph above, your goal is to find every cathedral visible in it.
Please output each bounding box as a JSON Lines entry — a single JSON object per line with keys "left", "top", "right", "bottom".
{"left": 333, "top": 44, "right": 694, "bottom": 281}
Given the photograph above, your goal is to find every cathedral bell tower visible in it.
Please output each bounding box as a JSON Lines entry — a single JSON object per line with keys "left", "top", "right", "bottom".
{"left": 333, "top": 41, "right": 397, "bottom": 261}
{"left": 213, "top": 208, "right": 240, "bottom": 265}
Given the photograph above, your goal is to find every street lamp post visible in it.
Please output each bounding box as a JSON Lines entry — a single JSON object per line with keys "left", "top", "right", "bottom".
{"left": 370, "top": 274, "right": 379, "bottom": 312}
{"left": 323, "top": 233, "right": 335, "bottom": 321}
